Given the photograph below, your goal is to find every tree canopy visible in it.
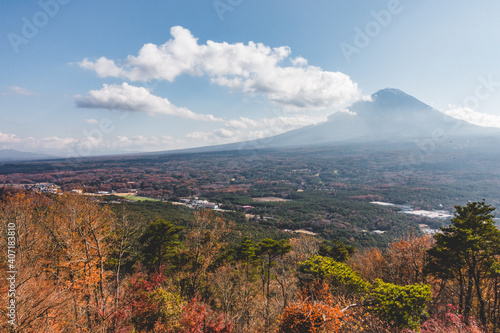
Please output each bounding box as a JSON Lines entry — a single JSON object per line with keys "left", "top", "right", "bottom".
{"left": 426, "top": 200, "right": 500, "bottom": 328}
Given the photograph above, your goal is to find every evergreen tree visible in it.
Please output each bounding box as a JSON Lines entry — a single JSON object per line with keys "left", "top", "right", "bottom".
{"left": 318, "top": 239, "right": 356, "bottom": 262}
{"left": 256, "top": 238, "right": 292, "bottom": 332}
{"left": 426, "top": 201, "right": 500, "bottom": 328}
{"left": 139, "top": 219, "right": 183, "bottom": 272}
{"left": 235, "top": 236, "right": 257, "bottom": 265}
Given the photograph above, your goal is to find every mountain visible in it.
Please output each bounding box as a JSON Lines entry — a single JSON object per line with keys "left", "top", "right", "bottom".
{"left": 168, "top": 88, "right": 500, "bottom": 154}
{"left": 257, "top": 88, "right": 500, "bottom": 148}
{"left": 0, "top": 149, "right": 58, "bottom": 162}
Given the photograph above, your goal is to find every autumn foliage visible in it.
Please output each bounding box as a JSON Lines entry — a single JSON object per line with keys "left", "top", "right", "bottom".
{"left": 280, "top": 282, "right": 343, "bottom": 333}
{"left": 0, "top": 193, "right": 115, "bottom": 332}
{"left": 0, "top": 193, "right": 499, "bottom": 332}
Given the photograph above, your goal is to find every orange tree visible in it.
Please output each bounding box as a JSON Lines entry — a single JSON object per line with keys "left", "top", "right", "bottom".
{"left": 279, "top": 282, "right": 343, "bottom": 333}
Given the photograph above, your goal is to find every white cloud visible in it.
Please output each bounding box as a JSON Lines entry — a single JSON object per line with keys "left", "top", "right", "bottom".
{"left": 187, "top": 114, "right": 327, "bottom": 145}
{"left": 103, "top": 135, "right": 181, "bottom": 151}
{"left": 185, "top": 128, "right": 270, "bottom": 146}
{"left": 256, "top": 114, "right": 327, "bottom": 131}
{"left": 0, "top": 130, "right": 186, "bottom": 155}
{"left": 86, "top": 118, "right": 99, "bottom": 124}
{"left": 214, "top": 128, "right": 235, "bottom": 138}
{"left": 224, "top": 117, "right": 258, "bottom": 129}
{"left": 79, "top": 58, "right": 123, "bottom": 78}
{"left": 75, "top": 83, "right": 222, "bottom": 121}
{"left": 68, "top": 134, "right": 187, "bottom": 155}
{"left": 442, "top": 105, "right": 500, "bottom": 128}
{"left": 39, "top": 137, "right": 78, "bottom": 150}
{"left": 0, "top": 132, "right": 29, "bottom": 145}
{"left": 2, "top": 86, "right": 39, "bottom": 96}
{"left": 291, "top": 56, "right": 308, "bottom": 67}
{"left": 0, "top": 131, "right": 77, "bottom": 151}
{"left": 185, "top": 131, "right": 210, "bottom": 140}
{"left": 0, "top": 113, "right": 326, "bottom": 155}
{"left": 79, "top": 26, "right": 361, "bottom": 111}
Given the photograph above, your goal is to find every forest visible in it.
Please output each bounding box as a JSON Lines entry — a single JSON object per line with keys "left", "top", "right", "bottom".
{"left": 1, "top": 144, "right": 500, "bottom": 249}
{"left": 1, "top": 190, "right": 500, "bottom": 332}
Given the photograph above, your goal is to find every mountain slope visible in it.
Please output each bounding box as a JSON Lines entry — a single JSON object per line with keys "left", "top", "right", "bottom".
{"left": 149, "top": 88, "right": 500, "bottom": 155}
{"left": 264, "top": 88, "right": 499, "bottom": 148}
{"left": 0, "top": 149, "right": 58, "bottom": 162}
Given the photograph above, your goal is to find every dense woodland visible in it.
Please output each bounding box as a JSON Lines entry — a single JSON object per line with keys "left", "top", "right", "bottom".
{"left": 1, "top": 191, "right": 500, "bottom": 332}
{"left": 1, "top": 145, "right": 500, "bottom": 331}
{"left": 1, "top": 144, "right": 500, "bottom": 248}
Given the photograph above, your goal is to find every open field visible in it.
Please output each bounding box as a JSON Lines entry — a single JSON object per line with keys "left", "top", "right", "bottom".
{"left": 252, "top": 197, "right": 291, "bottom": 202}
{"left": 121, "top": 195, "right": 161, "bottom": 202}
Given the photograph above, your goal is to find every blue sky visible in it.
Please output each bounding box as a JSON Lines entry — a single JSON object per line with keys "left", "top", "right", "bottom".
{"left": 2, "top": 0, "right": 500, "bottom": 156}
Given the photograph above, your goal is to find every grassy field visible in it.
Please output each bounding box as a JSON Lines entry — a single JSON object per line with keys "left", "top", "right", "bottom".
{"left": 122, "top": 195, "right": 161, "bottom": 202}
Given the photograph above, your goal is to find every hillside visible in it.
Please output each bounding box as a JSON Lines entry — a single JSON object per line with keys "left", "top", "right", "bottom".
{"left": 146, "top": 88, "right": 499, "bottom": 156}
{"left": 0, "top": 149, "right": 57, "bottom": 162}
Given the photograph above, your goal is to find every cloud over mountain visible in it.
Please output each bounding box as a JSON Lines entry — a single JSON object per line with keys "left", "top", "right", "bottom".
{"left": 187, "top": 114, "right": 328, "bottom": 144}
{"left": 442, "top": 105, "right": 500, "bottom": 129}
{"left": 79, "top": 26, "right": 361, "bottom": 111}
